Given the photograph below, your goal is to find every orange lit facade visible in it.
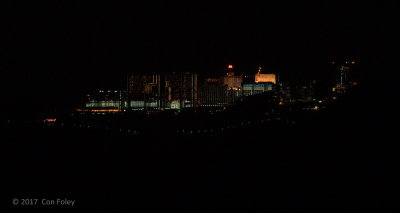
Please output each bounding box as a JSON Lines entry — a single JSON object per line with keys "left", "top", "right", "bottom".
{"left": 255, "top": 74, "right": 276, "bottom": 84}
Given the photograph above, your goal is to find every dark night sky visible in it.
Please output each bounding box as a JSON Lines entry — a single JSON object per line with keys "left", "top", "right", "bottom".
{"left": 2, "top": 1, "right": 398, "bottom": 117}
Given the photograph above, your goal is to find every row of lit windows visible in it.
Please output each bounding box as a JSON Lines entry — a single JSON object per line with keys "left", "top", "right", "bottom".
{"left": 85, "top": 101, "right": 121, "bottom": 108}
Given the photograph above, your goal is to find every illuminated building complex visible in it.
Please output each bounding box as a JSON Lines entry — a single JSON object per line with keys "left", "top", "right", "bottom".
{"left": 82, "top": 90, "right": 127, "bottom": 112}
{"left": 197, "top": 65, "right": 243, "bottom": 108}
{"left": 83, "top": 66, "right": 282, "bottom": 112}
{"left": 243, "top": 66, "right": 277, "bottom": 96}
{"left": 77, "top": 61, "right": 354, "bottom": 112}
{"left": 199, "top": 65, "right": 279, "bottom": 105}
{"left": 127, "top": 74, "right": 161, "bottom": 109}
{"left": 82, "top": 66, "right": 285, "bottom": 112}
{"left": 199, "top": 84, "right": 229, "bottom": 108}
{"left": 127, "top": 73, "right": 198, "bottom": 110}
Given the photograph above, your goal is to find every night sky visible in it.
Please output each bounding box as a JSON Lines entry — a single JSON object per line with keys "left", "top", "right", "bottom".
{"left": 2, "top": 1, "right": 397, "bottom": 117}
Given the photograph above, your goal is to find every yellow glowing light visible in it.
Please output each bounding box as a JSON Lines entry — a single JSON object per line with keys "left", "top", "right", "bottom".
{"left": 255, "top": 74, "right": 276, "bottom": 83}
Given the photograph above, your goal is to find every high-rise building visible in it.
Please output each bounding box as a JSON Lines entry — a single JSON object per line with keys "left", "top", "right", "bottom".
{"left": 331, "top": 59, "right": 357, "bottom": 94}
{"left": 222, "top": 72, "right": 243, "bottom": 90}
{"left": 333, "top": 65, "right": 350, "bottom": 93}
{"left": 127, "top": 73, "right": 198, "bottom": 110}
{"left": 199, "top": 73, "right": 242, "bottom": 108}
{"left": 221, "top": 65, "right": 243, "bottom": 90}
{"left": 199, "top": 84, "right": 229, "bottom": 108}
{"left": 127, "top": 74, "right": 161, "bottom": 110}
{"left": 165, "top": 72, "right": 198, "bottom": 109}
{"left": 214, "top": 65, "right": 243, "bottom": 105}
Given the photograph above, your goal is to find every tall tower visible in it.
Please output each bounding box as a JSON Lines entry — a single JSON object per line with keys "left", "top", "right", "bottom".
{"left": 332, "top": 59, "right": 356, "bottom": 94}
{"left": 164, "top": 72, "right": 198, "bottom": 110}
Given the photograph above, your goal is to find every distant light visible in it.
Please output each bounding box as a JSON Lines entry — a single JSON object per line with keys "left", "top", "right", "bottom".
{"left": 351, "top": 61, "right": 355, "bottom": 64}
{"left": 75, "top": 109, "right": 120, "bottom": 112}
{"left": 228, "top": 65, "right": 233, "bottom": 69}
{"left": 44, "top": 119, "right": 56, "bottom": 122}
{"left": 331, "top": 61, "right": 335, "bottom": 64}
{"left": 345, "top": 61, "right": 348, "bottom": 64}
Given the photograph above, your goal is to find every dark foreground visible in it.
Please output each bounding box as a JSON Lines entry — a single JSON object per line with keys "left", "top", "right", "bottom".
{"left": 1, "top": 86, "right": 397, "bottom": 212}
